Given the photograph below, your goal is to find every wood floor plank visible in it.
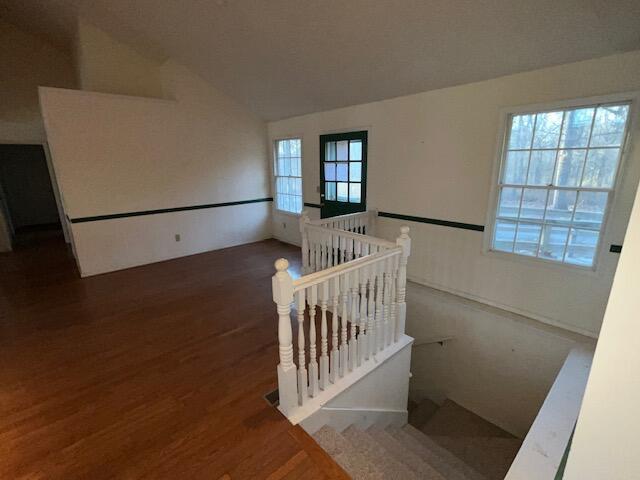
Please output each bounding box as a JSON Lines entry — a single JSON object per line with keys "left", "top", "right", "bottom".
{"left": 0, "top": 236, "right": 341, "bottom": 479}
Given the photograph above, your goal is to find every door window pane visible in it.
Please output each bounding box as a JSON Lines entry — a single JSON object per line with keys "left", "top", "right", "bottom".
{"left": 349, "top": 140, "right": 362, "bottom": 160}
{"left": 337, "top": 182, "right": 348, "bottom": 202}
{"left": 336, "top": 163, "right": 348, "bottom": 181}
{"left": 349, "top": 183, "right": 361, "bottom": 203}
{"left": 324, "top": 163, "right": 336, "bottom": 181}
{"left": 325, "top": 182, "right": 336, "bottom": 201}
{"left": 336, "top": 141, "right": 348, "bottom": 160}
{"left": 325, "top": 142, "right": 336, "bottom": 161}
{"left": 350, "top": 162, "right": 362, "bottom": 182}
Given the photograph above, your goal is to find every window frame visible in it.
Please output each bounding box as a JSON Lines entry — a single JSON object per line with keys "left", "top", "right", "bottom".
{"left": 272, "top": 136, "right": 304, "bottom": 216}
{"left": 484, "top": 92, "right": 639, "bottom": 272}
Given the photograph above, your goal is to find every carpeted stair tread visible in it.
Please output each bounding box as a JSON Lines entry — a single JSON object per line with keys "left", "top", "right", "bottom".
{"left": 368, "top": 426, "right": 446, "bottom": 479}
{"left": 342, "top": 425, "right": 419, "bottom": 480}
{"left": 401, "top": 424, "right": 486, "bottom": 480}
{"left": 428, "top": 435, "right": 521, "bottom": 480}
{"left": 312, "top": 426, "right": 386, "bottom": 479}
{"left": 409, "top": 398, "right": 440, "bottom": 429}
{"left": 421, "top": 400, "right": 514, "bottom": 439}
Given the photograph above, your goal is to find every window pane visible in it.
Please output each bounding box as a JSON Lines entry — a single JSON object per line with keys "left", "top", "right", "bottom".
{"left": 581, "top": 148, "right": 620, "bottom": 188}
{"left": 336, "top": 141, "right": 348, "bottom": 160}
{"left": 293, "top": 178, "right": 302, "bottom": 196}
{"left": 554, "top": 150, "right": 586, "bottom": 187}
{"left": 503, "top": 151, "right": 529, "bottom": 184}
{"left": 337, "top": 182, "right": 348, "bottom": 202}
{"left": 520, "top": 188, "right": 547, "bottom": 220}
{"left": 326, "top": 182, "right": 336, "bottom": 200}
{"left": 527, "top": 150, "right": 556, "bottom": 185}
{"left": 498, "top": 187, "right": 522, "bottom": 219}
{"left": 326, "top": 142, "right": 336, "bottom": 161}
{"left": 294, "top": 196, "right": 302, "bottom": 213}
{"left": 336, "top": 163, "right": 348, "bottom": 181}
{"left": 514, "top": 223, "right": 542, "bottom": 256}
{"left": 291, "top": 157, "right": 301, "bottom": 177}
{"left": 278, "top": 140, "right": 290, "bottom": 157}
{"left": 349, "top": 183, "right": 361, "bottom": 203}
{"left": 560, "top": 108, "right": 594, "bottom": 148}
{"left": 494, "top": 220, "right": 517, "bottom": 252}
{"left": 350, "top": 140, "right": 362, "bottom": 160}
{"left": 324, "top": 163, "right": 336, "bottom": 181}
{"left": 565, "top": 229, "right": 599, "bottom": 266}
{"left": 574, "top": 191, "right": 607, "bottom": 230}
{"left": 532, "top": 111, "right": 563, "bottom": 148}
{"left": 545, "top": 189, "right": 577, "bottom": 224}
{"left": 590, "top": 105, "right": 629, "bottom": 147}
{"left": 282, "top": 194, "right": 290, "bottom": 212}
{"left": 538, "top": 225, "right": 569, "bottom": 261}
{"left": 508, "top": 114, "right": 535, "bottom": 149}
{"left": 289, "top": 139, "right": 301, "bottom": 156}
{"left": 350, "top": 162, "right": 362, "bottom": 182}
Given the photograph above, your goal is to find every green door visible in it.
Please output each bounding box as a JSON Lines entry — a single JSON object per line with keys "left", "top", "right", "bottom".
{"left": 319, "top": 131, "right": 367, "bottom": 219}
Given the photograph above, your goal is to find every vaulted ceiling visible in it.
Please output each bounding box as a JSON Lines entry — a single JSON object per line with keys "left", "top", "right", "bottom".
{"left": 1, "top": 0, "right": 639, "bottom": 120}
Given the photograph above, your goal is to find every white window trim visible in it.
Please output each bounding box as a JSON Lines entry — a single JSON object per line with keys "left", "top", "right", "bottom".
{"left": 483, "top": 91, "right": 640, "bottom": 274}
{"left": 272, "top": 135, "right": 304, "bottom": 217}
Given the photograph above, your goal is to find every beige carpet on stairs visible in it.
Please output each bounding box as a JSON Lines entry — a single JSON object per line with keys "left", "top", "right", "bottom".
{"left": 311, "top": 398, "right": 522, "bottom": 480}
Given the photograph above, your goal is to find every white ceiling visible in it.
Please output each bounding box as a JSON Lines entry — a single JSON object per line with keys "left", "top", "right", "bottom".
{"left": 2, "top": 0, "right": 640, "bottom": 120}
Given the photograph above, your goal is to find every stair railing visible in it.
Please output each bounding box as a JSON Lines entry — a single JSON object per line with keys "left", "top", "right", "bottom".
{"left": 300, "top": 210, "right": 385, "bottom": 275}
{"left": 273, "top": 224, "right": 411, "bottom": 418}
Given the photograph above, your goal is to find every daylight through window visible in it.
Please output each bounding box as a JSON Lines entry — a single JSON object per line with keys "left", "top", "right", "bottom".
{"left": 492, "top": 102, "right": 630, "bottom": 267}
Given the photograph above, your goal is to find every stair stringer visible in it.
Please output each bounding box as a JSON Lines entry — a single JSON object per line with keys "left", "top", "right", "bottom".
{"left": 300, "top": 338, "right": 413, "bottom": 434}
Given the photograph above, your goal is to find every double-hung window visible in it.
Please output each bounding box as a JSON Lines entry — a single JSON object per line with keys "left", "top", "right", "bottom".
{"left": 274, "top": 138, "right": 302, "bottom": 214}
{"left": 491, "top": 101, "right": 631, "bottom": 267}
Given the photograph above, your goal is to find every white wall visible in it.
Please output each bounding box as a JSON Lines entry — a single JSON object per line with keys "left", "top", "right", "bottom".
{"left": 41, "top": 24, "right": 271, "bottom": 276}
{"left": 268, "top": 51, "right": 640, "bottom": 337}
{"left": 563, "top": 154, "right": 640, "bottom": 479}
{"left": 76, "top": 20, "right": 165, "bottom": 99}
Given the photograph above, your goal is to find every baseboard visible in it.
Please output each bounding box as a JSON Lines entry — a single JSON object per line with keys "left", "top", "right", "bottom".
{"left": 300, "top": 407, "right": 408, "bottom": 435}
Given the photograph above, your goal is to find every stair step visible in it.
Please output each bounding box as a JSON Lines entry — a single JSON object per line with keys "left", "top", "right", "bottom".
{"left": 409, "top": 398, "right": 440, "bottom": 429}
{"left": 312, "top": 426, "right": 385, "bottom": 480}
{"left": 429, "top": 435, "right": 521, "bottom": 480}
{"left": 368, "top": 426, "right": 446, "bottom": 479}
{"left": 421, "top": 400, "right": 513, "bottom": 439}
{"left": 400, "top": 424, "right": 486, "bottom": 480}
{"left": 342, "top": 425, "right": 419, "bottom": 480}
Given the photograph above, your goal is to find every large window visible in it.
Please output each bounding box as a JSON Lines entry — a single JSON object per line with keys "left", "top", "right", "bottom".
{"left": 274, "top": 138, "right": 302, "bottom": 214}
{"left": 491, "top": 101, "right": 631, "bottom": 267}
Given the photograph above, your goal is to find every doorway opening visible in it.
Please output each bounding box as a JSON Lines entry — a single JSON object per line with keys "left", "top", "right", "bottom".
{"left": 0, "top": 144, "right": 62, "bottom": 248}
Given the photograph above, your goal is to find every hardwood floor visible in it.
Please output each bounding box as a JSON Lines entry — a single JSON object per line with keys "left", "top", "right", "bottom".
{"left": 0, "top": 237, "right": 349, "bottom": 479}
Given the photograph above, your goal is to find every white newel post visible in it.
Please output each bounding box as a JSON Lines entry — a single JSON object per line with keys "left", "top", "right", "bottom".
{"left": 395, "top": 226, "right": 411, "bottom": 339}
{"left": 272, "top": 258, "right": 297, "bottom": 416}
{"left": 299, "top": 211, "right": 310, "bottom": 274}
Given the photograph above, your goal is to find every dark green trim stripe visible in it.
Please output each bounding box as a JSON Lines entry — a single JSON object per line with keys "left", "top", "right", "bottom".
{"left": 304, "top": 202, "right": 322, "bottom": 209}
{"left": 378, "top": 211, "right": 485, "bottom": 232}
{"left": 69, "top": 197, "right": 273, "bottom": 224}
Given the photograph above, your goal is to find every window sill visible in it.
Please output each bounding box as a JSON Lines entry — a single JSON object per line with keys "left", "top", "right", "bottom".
{"left": 481, "top": 247, "right": 603, "bottom": 276}
{"left": 273, "top": 208, "right": 302, "bottom": 219}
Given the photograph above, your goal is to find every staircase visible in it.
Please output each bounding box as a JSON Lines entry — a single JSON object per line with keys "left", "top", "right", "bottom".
{"left": 312, "top": 399, "right": 522, "bottom": 480}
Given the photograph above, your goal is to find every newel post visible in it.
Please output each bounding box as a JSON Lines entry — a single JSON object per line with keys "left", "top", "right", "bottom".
{"left": 395, "top": 226, "right": 411, "bottom": 338}
{"left": 300, "top": 211, "right": 311, "bottom": 274}
{"left": 368, "top": 208, "right": 378, "bottom": 237}
{"left": 272, "top": 258, "right": 297, "bottom": 415}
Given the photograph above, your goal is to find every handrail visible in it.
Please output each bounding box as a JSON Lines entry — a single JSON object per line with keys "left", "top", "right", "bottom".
{"left": 308, "top": 210, "right": 374, "bottom": 226}
{"left": 292, "top": 246, "right": 402, "bottom": 292}
{"left": 305, "top": 223, "right": 397, "bottom": 250}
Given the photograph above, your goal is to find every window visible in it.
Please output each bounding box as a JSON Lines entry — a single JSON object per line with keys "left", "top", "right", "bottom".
{"left": 274, "top": 138, "right": 302, "bottom": 214}
{"left": 491, "top": 101, "right": 631, "bottom": 267}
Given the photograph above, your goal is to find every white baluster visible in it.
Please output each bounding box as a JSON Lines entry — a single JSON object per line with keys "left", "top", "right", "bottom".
{"left": 308, "top": 285, "right": 319, "bottom": 397}
{"left": 395, "top": 226, "right": 411, "bottom": 339}
{"left": 339, "top": 272, "right": 349, "bottom": 377}
{"left": 319, "top": 281, "right": 329, "bottom": 390}
{"left": 299, "top": 212, "right": 310, "bottom": 274}
{"left": 383, "top": 257, "right": 392, "bottom": 348}
{"left": 272, "top": 259, "right": 297, "bottom": 415}
{"left": 348, "top": 269, "right": 358, "bottom": 372}
{"left": 367, "top": 263, "right": 376, "bottom": 360}
{"left": 330, "top": 276, "right": 340, "bottom": 383}
{"left": 296, "top": 289, "right": 308, "bottom": 404}
{"left": 358, "top": 266, "right": 368, "bottom": 367}
{"left": 346, "top": 236, "right": 354, "bottom": 261}
{"left": 375, "top": 261, "right": 385, "bottom": 353}
{"left": 390, "top": 255, "right": 399, "bottom": 343}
